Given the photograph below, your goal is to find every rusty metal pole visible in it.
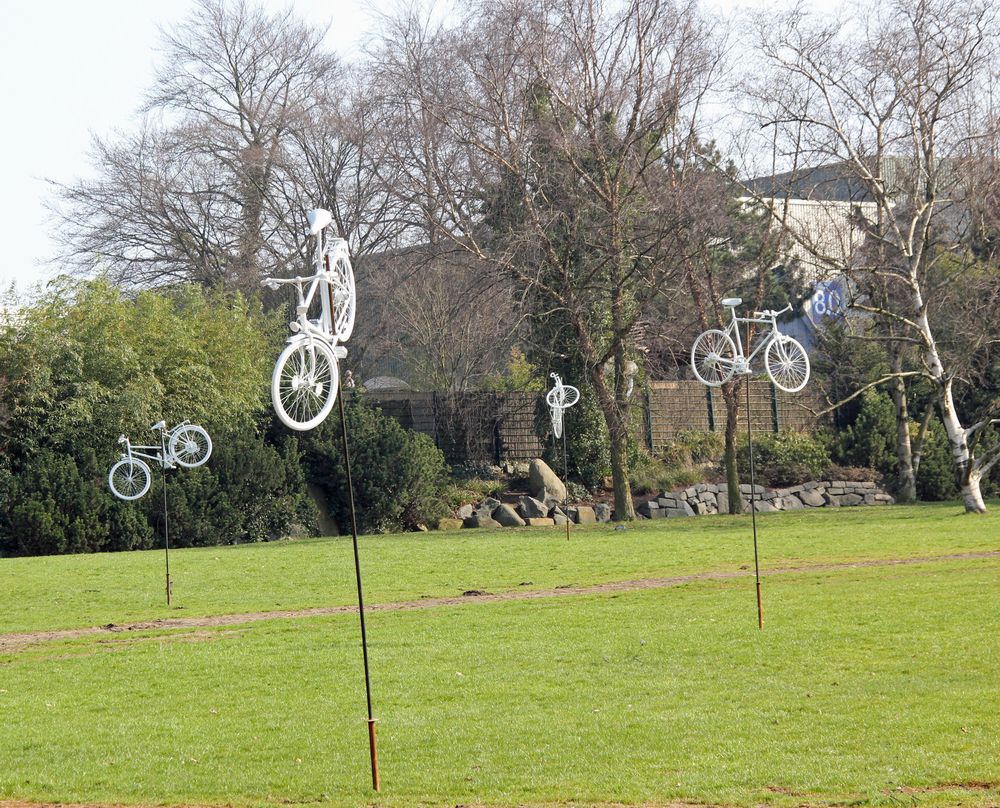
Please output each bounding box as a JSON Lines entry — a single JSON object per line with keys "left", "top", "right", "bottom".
{"left": 745, "top": 374, "right": 763, "bottom": 631}
{"left": 337, "top": 384, "right": 380, "bottom": 792}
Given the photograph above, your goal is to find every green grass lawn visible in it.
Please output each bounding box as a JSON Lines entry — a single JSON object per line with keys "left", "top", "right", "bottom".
{"left": 2, "top": 502, "right": 998, "bottom": 634}
{"left": 1, "top": 503, "right": 999, "bottom": 808}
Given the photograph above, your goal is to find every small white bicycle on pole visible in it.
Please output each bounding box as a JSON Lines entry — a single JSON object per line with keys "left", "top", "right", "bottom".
{"left": 108, "top": 421, "right": 213, "bottom": 501}
{"left": 691, "top": 298, "right": 810, "bottom": 392}
{"left": 262, "top": 208, "right": 356, "bottom": 431}
{"left": 546, "top": 373, "right": 580, "bottom": 439}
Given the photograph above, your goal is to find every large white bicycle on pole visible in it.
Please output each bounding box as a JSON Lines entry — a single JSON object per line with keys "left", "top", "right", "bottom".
{"left": 108, "top": 421, "right": 212, "bottom": 501}
{"left": 691, "top": 298, "right": 810, "bottom": 392}
{"left": 262, "top": 209, "right": 356, "bottom": 431}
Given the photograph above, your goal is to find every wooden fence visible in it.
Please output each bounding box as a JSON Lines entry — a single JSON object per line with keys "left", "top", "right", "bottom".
{"left": 365, "top": 380, "right": 823, "bottom": 464}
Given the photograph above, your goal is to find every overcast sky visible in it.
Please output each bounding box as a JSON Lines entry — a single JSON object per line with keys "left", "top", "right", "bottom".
{"left": 0, "top": 0, "right": 780, "bottom": 298}
{"left": 0, "top": 0, "right": 403, "bottom": 296}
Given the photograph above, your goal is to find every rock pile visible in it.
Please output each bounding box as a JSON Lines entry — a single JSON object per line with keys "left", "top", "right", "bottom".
{"left": 441, "top": 461, "right": 895, "bottom": 530}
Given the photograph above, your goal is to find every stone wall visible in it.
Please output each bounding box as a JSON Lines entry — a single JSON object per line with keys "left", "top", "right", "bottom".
{"left": 638, "top": 480, "right": 894, "bottom": 519}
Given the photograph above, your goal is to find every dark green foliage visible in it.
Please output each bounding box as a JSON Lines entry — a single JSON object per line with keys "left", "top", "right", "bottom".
{"left": 143, "top": 427, "right": 313, "bottom": 547}
{"left": 736, "top": 430, "right": 832, "bottom": 487}
{"left": 829, "top": 389, "right": 897, "bottom": 475}
{"left": 0, "top": 448, "right": 154, "bottom": 556}
{"left": 0, "top": 279, "right": 308, "bottom": 556}
{"left": 303, "top": 395, "right": 449, "bottom": 533}
{"left": 915, "top": 419, "right": 960, "bottom": 501}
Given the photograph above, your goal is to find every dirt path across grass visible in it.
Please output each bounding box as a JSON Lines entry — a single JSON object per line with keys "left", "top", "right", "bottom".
{"left": 2, "top": 550, "right": 997, "bottom": 654}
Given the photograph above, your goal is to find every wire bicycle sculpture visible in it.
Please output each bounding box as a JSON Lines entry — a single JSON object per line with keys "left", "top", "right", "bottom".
{"left": 108, "top": 421, "right": 212, "bottom": 501}
{"left": 262, "top": 208, "right": 356, "bottom": 431}
{"left": 546, "top": 373, "right": 580, "bottom": 439}
{"left": 691, "top": 298, "right": 810, "bottom": 392}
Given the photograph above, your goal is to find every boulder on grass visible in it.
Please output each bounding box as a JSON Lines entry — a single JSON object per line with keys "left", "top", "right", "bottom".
{"left": 528, "top": 458, "right": 567, "bottom": 503}
{"left": 463, "top": 514, "right": 502, "bottom": 529}
{"left": 568, "top": 505, "right": 597, "bottom": 524}
{"left": 437, "top": 518, "right": 464, "bottom": 530}
{"left": 494, "top": 503, "right": 526, "bottom": 527}
{"left": 518, "top": 495, "right": 549, "bottom": 519}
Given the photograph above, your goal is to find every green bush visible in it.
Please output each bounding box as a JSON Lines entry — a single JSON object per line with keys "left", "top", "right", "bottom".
{"left": 736, "top": 429, "right": 832, "bottom": 487}
{"left": 829, "top": 389, "right": 896, "bottom": 474}
{"left": 304, "top": 395, "right": 450, "bottom": 532}
{"left": 915, "top": 418, "right": 960, "bottom": 501}
{"left": 0, "top": 279, "right": 309, "bottom": 556}
{"left": 145, "top": 426, "right": 314, "bottom": 547}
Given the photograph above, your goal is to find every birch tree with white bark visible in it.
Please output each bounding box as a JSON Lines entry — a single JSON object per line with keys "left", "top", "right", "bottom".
{"left": 748, "top": 0, "right": 1000, "bottom": 512}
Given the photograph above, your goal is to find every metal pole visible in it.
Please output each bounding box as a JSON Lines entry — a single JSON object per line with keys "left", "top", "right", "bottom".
{"left": 337, "top": 385, "right": 380, "bottom": 792}
{"left": 745, "top": 377, "right": 763, "bottom": 631}
{"left": 161, "top": 431, "right": 172, "bottom": 606}
{"left": 563, "top": 426, "right": 570, "bottom": 540}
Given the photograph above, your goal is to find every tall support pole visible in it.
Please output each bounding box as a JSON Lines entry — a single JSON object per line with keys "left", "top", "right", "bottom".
{"left": 562, "top": 426, "right": 570, "bottom": 540}
{"left": 337, "top": 386, "right": 380, "bottom": 792}
{"left": 160, "top": 430, "right": 172, "bottom": 606}
{"left": 745, "top": 377, "right": 763, "bottom": 631}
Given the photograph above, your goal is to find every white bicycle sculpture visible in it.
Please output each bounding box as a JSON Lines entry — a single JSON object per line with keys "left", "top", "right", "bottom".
{"left": 691, "top": 299, "right": 810, "bottom": 392}
{"left": 263, "top": 208, "right": 356, "bottom": 431}
{"left": 546, "top": 373, "right": 580, "bottom": 439}
{"left": 108, "top": 421, "right": 213, "bottom": 501}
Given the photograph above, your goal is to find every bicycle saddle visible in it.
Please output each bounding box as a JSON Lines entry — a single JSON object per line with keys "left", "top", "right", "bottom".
{"left": 721, "top": 297, "right": 742, "bottom": 307}
{"left": 306, "top": 208, "right": 333, "bottom": 235}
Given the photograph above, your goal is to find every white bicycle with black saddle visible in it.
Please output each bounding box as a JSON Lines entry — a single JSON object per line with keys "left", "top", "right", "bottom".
{"left": 262, "top": 209, "right": 356, "bottom": 431}
{"left": 108, "top": 421, "right": 213, "bottom": 501}
{"left": 691, "top": 299, "right": 810, "bottom": 392}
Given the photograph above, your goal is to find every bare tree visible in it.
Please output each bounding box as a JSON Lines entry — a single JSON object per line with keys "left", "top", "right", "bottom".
{"left": 748, "top": 0, "right": 1000, "bottom": 511}
{"left": 54, "top": 0, "right": 340, "bottom": 292}
{"left": 368, "top": 0, "right": 725, "bottom": 519}
{"left": 359, "top": 245, "right": 523, "bottom": 391}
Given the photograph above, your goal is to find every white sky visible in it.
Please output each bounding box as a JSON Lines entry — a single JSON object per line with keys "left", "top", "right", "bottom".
{"left": 0, "top": 0, "right": 400, "bottom": 297}
{"left": 0, "top": 0, "right": 785, "bottom": 297}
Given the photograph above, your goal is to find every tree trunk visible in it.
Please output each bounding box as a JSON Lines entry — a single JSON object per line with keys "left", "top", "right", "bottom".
{"left": 722, "top": 381, "right": 742, "bottom": 514}
{"left": 962, "top": 465, "right": 988, "bottom": 514}
{"left": 915, "top": 301, "right": 988, "bottom": 513}
{"left": 936, "top": 377, "right": 987, "bottom": 513}
{"left": 608, "top": 422, "right": 634, "bottom": 521}
{"left": 888, "top": 360, "right": 916, "bottom": 502}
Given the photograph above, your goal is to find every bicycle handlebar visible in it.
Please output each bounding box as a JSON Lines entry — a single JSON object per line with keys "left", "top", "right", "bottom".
{"left": 752, "top": 303, "right": 793, "bottom": 319}
{"left": 261, "top": 271, "right": 330, "bottom": 291}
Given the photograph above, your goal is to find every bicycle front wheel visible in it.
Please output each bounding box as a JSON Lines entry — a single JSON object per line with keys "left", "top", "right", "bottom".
{"left": 765, "top": 335, "right": 810, "bottom": 392}
{"left": 168, "top": 424, "right": 213, "bottom": 468}
{"left": 691, "top": 329, "right": 737, "bottom": 387}
{"left": 272, "top": 338, "right": 340, "bottom": 431}
{"left": 108, "top": 458, "right": 152, "bottom": 501}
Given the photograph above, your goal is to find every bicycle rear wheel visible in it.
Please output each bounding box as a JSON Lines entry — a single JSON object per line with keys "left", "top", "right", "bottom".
{"left": 326, "top": 239, "right": 356, "bottom": 342}
{"left": 272, "top": 338, "right": 340, "bottom": 431}
{"left": 765, "top": 335, "right": 810, "bottom": 392}
{"left": 691, "top": 329, "right": 737, "bottom": 386}
{"left": 169, "top": 424, "right": 213, "bottom": 468}
{"left": 551, "top": 406, "right": 564, "bottom": 439}
{"left": 108, "top": 458, "right": 152, "bottom": 501}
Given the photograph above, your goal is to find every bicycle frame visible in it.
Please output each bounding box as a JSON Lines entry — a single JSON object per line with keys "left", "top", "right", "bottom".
{"left": 117, "top": 421, "right": 189, "bottom": 470}
{"left": 264, "top": 232, "right": 348, "bottom": 347}
{"left": 722, "top": 303, "right": 791, "bottom": 370}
